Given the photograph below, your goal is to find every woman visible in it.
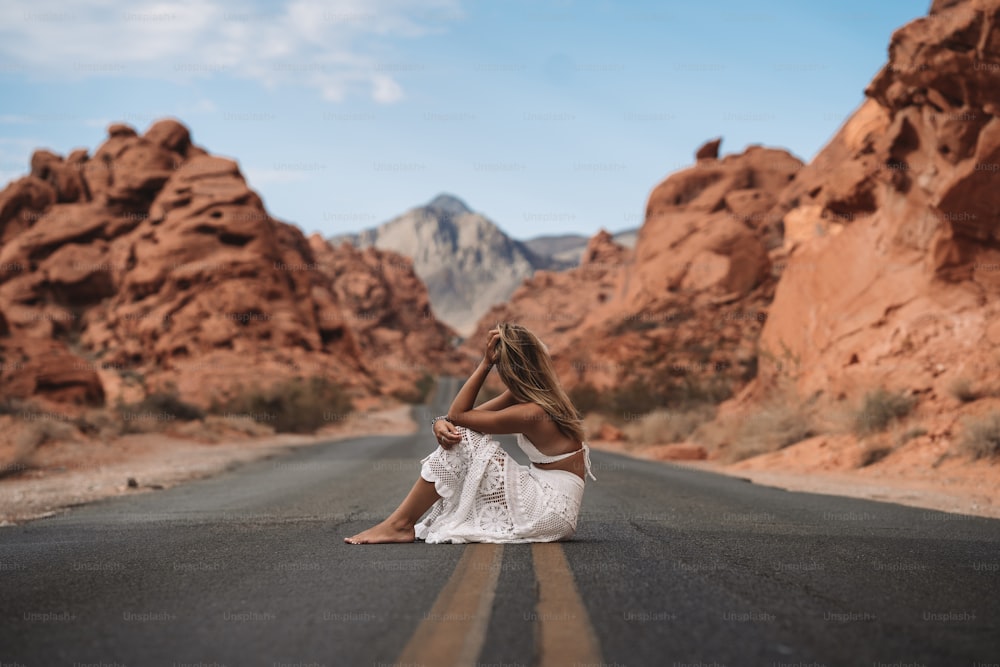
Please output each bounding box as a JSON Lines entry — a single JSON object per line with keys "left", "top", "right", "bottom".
{"left": 344, "top": 322, "right": 595, "bottom": 544}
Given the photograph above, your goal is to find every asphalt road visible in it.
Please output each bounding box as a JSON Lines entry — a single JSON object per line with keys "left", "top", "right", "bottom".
{"left": 1, "top": 382, "right": 999, "bottom": 667}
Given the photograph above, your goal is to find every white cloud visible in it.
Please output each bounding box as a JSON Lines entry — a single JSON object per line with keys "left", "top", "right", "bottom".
{"left": 0, "top": 0, "right": 462, "bottom": 104}
{"left": 372, "top": 74, "right": 405, "bottom": 104}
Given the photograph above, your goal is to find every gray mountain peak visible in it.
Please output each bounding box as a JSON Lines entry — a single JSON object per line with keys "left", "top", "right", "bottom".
{"left": 330, "top": 196, "right": 572, "bottom": 336}
{"left": 425, "top": 193, "right": 471, "bottom": 218}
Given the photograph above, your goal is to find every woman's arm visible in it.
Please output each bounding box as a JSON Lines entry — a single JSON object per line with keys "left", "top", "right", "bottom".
{"left": 445, "top": 328, "right": 543, "bottom": 434}
{"left": 449, "top": 401, "right": 545, "bottom": 435}
{"left": 477, "top": 389, "right": 517, "bottom": 412}
{"left": 447, "top": 358, "right": 493, "bottom": 420}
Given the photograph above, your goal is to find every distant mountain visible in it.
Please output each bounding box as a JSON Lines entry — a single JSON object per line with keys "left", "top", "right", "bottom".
{"left": 331, "top": 194, "right": 572, "bottom": 336}
{"left": 523, "top": 229, "right": 638, "bottom": 265}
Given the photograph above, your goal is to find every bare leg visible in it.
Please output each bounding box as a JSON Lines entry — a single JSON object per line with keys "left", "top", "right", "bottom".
{"left": 344, "top": 476, "right": 441, "bottom": 544}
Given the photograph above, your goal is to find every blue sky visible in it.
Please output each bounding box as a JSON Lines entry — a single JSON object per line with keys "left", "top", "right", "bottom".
{"left": 0, "top": 0, "right": 927, "bottom": 240}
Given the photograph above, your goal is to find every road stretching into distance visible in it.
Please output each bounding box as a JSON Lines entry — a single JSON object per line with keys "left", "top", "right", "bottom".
{"left": 1, "top": 378, "right": 999, "bottom": 666}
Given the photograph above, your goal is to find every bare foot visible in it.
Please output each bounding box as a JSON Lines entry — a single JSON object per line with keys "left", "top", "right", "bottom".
{"left": 344, "top": 519, "right": 416, "bottom": 544}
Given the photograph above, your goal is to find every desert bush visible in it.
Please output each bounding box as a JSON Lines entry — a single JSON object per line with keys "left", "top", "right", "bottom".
{"left": 117, "top": 390, "right": 206, "bottom": 434}
{"left": 0, "top": 398, "right": 30, "bottom": 416}
{"left": 567, "top": 369, "right": 734, "bottom": 420}
{"left": 957, "top": 411, "right": 1000, "bottom": 460}
{"left": 73, "top": 409, "right": 125, "bottom": 439}
{"left": 948, "top": 377, "right": 979, "bottom": 403}
{"left": 568, "top": 383, "right": 603, "bottom": 415}
{"left": 896, "top": 426, "right": 928, "bottom": 446}
{"left": 609, "top": 378, "right": 664, "bottom": 415}
{"left": 858, "top": 444, "right": 893, "bottom": 468}
{"left": 173, "top": 415, "right": 276, "bottom": 442}
{"left": 137, "top": 392, "right": 206, "bottom": 421}
{"left": 3, "top": 419, "right": 78, "bottom": 476}
{"left": 852, "top": 389, "right": 916, "bottom": 435}
{"left": 667, "top": 375, "right": 733, "bottom": 408}
{"left": 622, "top": 405, "right": 716, "bottom": 446}
{"left": 697, "top": 397, "right": 816, "bottom": 462}
{"left": 219, "top": 377, "right": 352, "bottom": 434}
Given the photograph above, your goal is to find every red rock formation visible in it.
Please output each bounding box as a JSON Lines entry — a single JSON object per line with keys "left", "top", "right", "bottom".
{"left": 467, "top": 147, "right": 802, "bottom": 405}
{"left": 695, "top": 138, "right": 722, "bottom": 161}
{"left": 757, "top": 0, "right": 1000, "bottom": 410}
{"left": 0, "top": 119, "right": 461, "bottom": 410}
{"left": 309, "top": 237, "right": 462, "bottom": 399}
{"left": 465, "top": 229, "right": 631, "bottom": 389}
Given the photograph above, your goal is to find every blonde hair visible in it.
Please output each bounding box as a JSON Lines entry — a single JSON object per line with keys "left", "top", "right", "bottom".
{"left": 494, "top": 322, "right": 585, "bottom": 443}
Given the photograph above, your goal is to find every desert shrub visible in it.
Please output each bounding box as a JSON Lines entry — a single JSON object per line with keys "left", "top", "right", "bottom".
{"left": 948, "top": 377, "right": 979, "bottom": 403}
{"left": 957, "top": 411, "right": 1000, "bottom": 460}
{"left": 73, "top": 409, "right": 125, "bottom": 439}
{"left": 568, "top": 368, "right": 734, "bottom": 420}
{"left": 852, "top": 389, "right": 916, "bottom": 435}
{"left": 609, "top": 378, "right": 664, "bottom": 416}
{"left": 137, "top": 392, "right": 206, "bottom": 421}
{"left": 606, "top": 375, "right": 733, "bottom": 418}
{"left": 668, "top": 375, "right": 733, "bottom": 407}
{"left": 0, "top": 398, "right": 30, "bottom": 416}
{"left": 858, "top": 444, "right": 893, "bottom": 468}
{"left": 622, "top": 405, "right": 716, "bottom": 446}
{"left": 697, "top": 398, "right": 816, "bottom": 462}
{"left": 117, "top": 390, "right": 205, "bottom": 434}
{"left": 219, "top": 377, "right": 352, "bottom": 434}
{"left": 897, "top": 426, "right": 928, "bottom": 446}
{"left": 3, "top": 419, "right": 78, "bottom": 476}
{"left": 568, "top": 383, "right": 603, "bottom": 415}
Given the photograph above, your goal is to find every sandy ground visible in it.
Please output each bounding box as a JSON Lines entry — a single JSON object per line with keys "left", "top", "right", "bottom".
{"left": 590, "top": 437, "right": 1000, "bottom": 520}
{"left": 0, "top": 406, "right": 416, "bottom": 525}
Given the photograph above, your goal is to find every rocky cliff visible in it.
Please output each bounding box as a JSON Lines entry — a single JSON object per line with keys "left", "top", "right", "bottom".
{"left": 757, "top": 0, "right": 1000, "bottom": 411}
{"left": 0, "top": 120, "right": 461, "bottom": 411}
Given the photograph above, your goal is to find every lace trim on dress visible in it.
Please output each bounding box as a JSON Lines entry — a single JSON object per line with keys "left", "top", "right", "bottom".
{"left": 414, "top": 427, "right": 585, "bottom": 543}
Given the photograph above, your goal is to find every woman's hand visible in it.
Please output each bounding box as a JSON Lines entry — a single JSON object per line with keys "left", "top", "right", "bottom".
{"left": 484, "top": 328, "right": 500, "bottom": 366}
{"left": 434, "top": 418, "right": 462, "bottom": 449}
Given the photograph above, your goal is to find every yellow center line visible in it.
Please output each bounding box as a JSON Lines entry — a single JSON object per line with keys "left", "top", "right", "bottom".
{"left": 395, "top": 543, "right": 504, "bottom": 667}
{"left": 532, "top": 542, "right": 603, "bottom": 666}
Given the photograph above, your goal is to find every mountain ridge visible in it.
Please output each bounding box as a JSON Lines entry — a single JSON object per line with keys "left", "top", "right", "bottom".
{"left": 331, "top": 194, "right": 583, "bottom": 335}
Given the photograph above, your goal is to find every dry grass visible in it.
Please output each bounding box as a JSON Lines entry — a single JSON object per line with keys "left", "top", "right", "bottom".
{"left": 948, "top": 377, "right": 980, "bottom": 403}
{"left": 568, "top": 383, "right": 602, "bottom": 415}
{"left": 696, "top": 395, "right": 816, "bottom": 462}
{"left": 2, "top": 419, "right": 79, "bottom": 476}
{"left": 896, "top": 426, "right": 928, "bottom": 446}
{"left": 957, "top": 411, "right": 1000, "bottom": 460}
{"left": 852, "top": 389, "right": 916, "bottom": 436}
{"left": 571, "top": 374, "right": 733, "bottom": 418}
{"left": 621, "top": 406, "right": 716, "bottom": 446}
{"left": 858, "top": 443, "right": 893, "bottom": 468}
{"left": 173, "top": 415, "right": 276, "bottom": 442}
{"left": 217, "top": 377, "right": 353, "bottom": 434}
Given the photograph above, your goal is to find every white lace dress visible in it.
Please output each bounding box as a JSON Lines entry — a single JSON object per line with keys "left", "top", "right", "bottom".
{"left": 414, "top": 427, "right": 593, "bottom": 544}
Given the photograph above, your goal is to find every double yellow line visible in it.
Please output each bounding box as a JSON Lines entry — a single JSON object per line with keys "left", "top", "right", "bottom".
{"left": 396, "top": 543, "right": 602, "bottom": 666}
